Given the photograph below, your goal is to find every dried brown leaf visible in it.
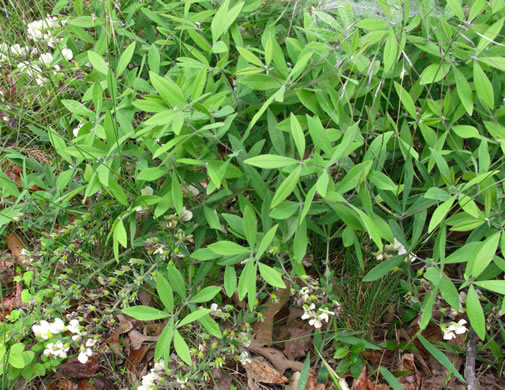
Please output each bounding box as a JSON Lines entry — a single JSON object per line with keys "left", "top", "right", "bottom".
{"left": 351, "top": 365, "right": 389, "bottom": 390}
{"left": 47, "top": 379, "right": 74, "bottom": 390}
{"left": 6, "top": 233, "right": 29, "bottom": 266}
{"left": 283, "top": 327, "right": 313, "bottom": 360}
{"left": 253, "top": 283, "right": 291, "bottom": 343}
{"left": 128, "top": 329, "right": 158, "bottom": 350}
{"left": 126, "top": 344, "right": 151, "bottom": 374}
{"left": 211, "top": 368, "right": 232, "bottom": 390}
{"left": 243, "top": 357, "right": 289, "bottom": 384}
{"left": 57, "top": 355, "right": 100, "bottom": 379}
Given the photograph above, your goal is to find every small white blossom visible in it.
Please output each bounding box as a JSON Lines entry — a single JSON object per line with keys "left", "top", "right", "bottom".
{"left": 11, "top": 44, "right": 28, "bottom": 56}
{"left": 49, "top": 318, "right": 66, "bottom": 334}
{"left": 78, "top": 344, "right": 93, "bottom": 364}
{"left": 309, "top": 317, "right": 323, "bottom": 329}
{"left": 317, "top": 307, "right": 334, "bottom": 323}
{"left": 239, "top": 350, "right": 252, "bottom": 365}
{"left": 141, "top": 186, "right": 154, "bottom": 196}
{"left": 33, "top": 320, "right": 52, "bottom": 339}
{"left": 187, "top": 184, "right": 199, "bottom": 196}
{"left": 61, "top": 47, "right": 73, "bottom": 60}
{"left": 442, "top": 319, "right": 468, "bottom": 340}
{"left": 67, "top": 319, "right": 80, "bottom": 334}
{"left": 44, "top": 340, "right": 69, "bottom": 359}
{"left": 86, "top": 338, "right": 98, "bottom": 347}
{"left": 179, "top": 207, "right": 193, "bottom": 222}
{"left": 39, "top": 52, "right": 53, "bottom": 66}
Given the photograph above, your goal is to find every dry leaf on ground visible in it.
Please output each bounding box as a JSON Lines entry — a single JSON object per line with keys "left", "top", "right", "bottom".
{"left": 290, "top": 370, "right": 326, "bottom": 390}
{"left": 351, "top": 365, "right": 389, "bottom": 390}
{"left": 126, "top": 344, "right": 151, "bottom": 374}
{"left": 47, "top": 379, "right": 74, "bottom": 390}
{"left": 5, "top": 233, "right": 30, "bottom": 266}
{"left": 283, "top": 326, "right": 313, "bottom": 360}
{"left": 57, "top": 355, "right": 100, "bottom": 379}
{"left": 211, "top": 368, "right": 232, "bottom": 390}
{"left": 397, "top": 353, "right": 421, "bottom": 390}
{"left": 253, "top": 284, "right": 291, "bottom": 343}
{"left": 128, "top": 329, "right": 158, "bottom": 350}
{"left": 243, "top": 357, "right": 289, "bottom": 384}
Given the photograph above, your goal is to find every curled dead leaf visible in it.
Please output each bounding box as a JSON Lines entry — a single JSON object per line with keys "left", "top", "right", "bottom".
{"left": 283, "top": 326, "right": 313, "bottom": 360}
{"left": 128, "top": 329, "right": 158, "bottom": 350}
{"left": 351, "top": 365, "right": 389, "bottom": 390}
{"left": 6, "top": 233, "right": 29, "bottom": 266}
{"left": 243, "top": 357, "right": 288, "bottom": 384}
{"left": 126, "top": 344, "right": 151, "bottom": 374}
{"left": 253, "top": 284, "right": 291, "bottom": 343}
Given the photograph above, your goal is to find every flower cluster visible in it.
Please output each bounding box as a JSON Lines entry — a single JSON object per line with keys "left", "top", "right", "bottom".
{"left": 301, "top": 303, "right": 334, "bottom": 329}
{"left": 441, "top": 319, "right": 468, "bottom": 340}
{"left": 376, "top": 238, "right": 415, "bottom": 262}
{"left": 138, "top": 360, "right": 165, "bottom": 390}
{"left": 33, "top": 318, "right": 97, "bottom": 363}
{"left": 1, "top": 15, "right": 73, "bottom": 87}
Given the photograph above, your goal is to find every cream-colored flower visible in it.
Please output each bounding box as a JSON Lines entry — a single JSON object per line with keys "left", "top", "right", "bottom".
{"left": 61, "top": 47, "right": 73, "bottom": 60}
{"left": 39, "top": 52, "right": 53, "bottom": 66}
{"left": 179, "top": 207, "right": 193, "bottom": 222}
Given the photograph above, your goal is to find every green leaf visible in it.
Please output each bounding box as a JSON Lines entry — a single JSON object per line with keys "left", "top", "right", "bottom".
{"left": 336, "top": 161, "right": 372, "bottom": 194}
{"left": 172, "top": 175, "right": 183, "bottom": 214}
{"left": 244, "top": 155, "right": 299, "bottom": 169}
{"left": 155, "top": 325, "right": 174, "bottom": 362}
{"left": 121, "top": 306, "right": 170, "bottom": 321}
{"left": 156, "top": 274, "right": 174, "bottom": 313}
{"left": 473, "top": 62, "right": 494, "bottom": 110}
{"left": 256, "top": 225, "right": 278, "bottom": 259}
{"left": 208, "top": 241, "right": 250, "bottom": 256}
{"left": 166, "top": 264, "right": 187, "bottom": 300}
{"left": 417, "top": 335, "right": 465, "bottom": 382}
{"left": 243, "top": 205, "right": 257, "bottom": 248}
{"left": 178, "top": 309, "right": 212, "bottom": 327}
{"left": 271, "top": 165, "right": 302, "bottom": 208}
{"left": 477, "top": 17, "right": 504, "bottom": 52}
{"left": 439, "top": 278, "right": 460, "bottom": 311}
{"left": 238, "top": 75, "right": 282, "bottom": 91}
{"left": 88, "top": 51, "right": 109, "bottom": 75}
{"left": 150, "top": 71, "right": 186, "bottom": 108}
{"left": 114, "top": 219, "right": 127, "bottom": 248}
{"left": 203, "top": 206, "right": 222, "bottom": 231}
{"left": 116, "top": 42, "right": 135, "bottom": 77}
{"left": 224, "top": 266, "right": 237, "bottom": 297}
{"left": 198, "top": 315, "right": 223, "bottom": 338}
{"left": 189, "top": 287, "right": 221, "bottom": 303}
{"left": 428, "top": 196, "right": 456, "bottom": 233}
{"left": 363, "top": 256, "right": 403, "bottom": 282}
{"left": 419, "top": 63, "right": 450, "bottom": 85}
{"left": 238, "top": 260, "right": 255, "bottom": 300}
{"left": 137, "top": 167, "right": 168, "bottom": 182}
{"left": 471, "top": 232, "right": 501, "bottom": 278}
{"left": 289, "top": 51, "right": 313, "bottom": 80}
{"left": 237, "top": 46, "right": 263, "bottom": 67}
{"left": 356, "top": 18, "right": 390, "bottom": 30}
{"left": 379, "top": 367, "right": 404, "bottom": 390}
{"left": 294, "top": 219, "right": 308, "bottom": 263}
{"left": 394, "top": 82, "right": 417, "bottom": 118}
{"left": 191, "top": 248, "right": 220, "bottom": 261}
{"left": 211, "top": 0, "right": 244, "bottom": 42}
{"left": 173, "top": 330, "right": 191, "bottom": 365}
{"left": 383, "top": 31, "right": 398, "bottom": 74}
{"left": 297, "top": 353, "right": 311, "bottom": 390}
{"left": 475, "top": 280, "right": 505, "bottom": 295}
{"left": 446, "top": 0, "right": 464, "bottom": 19}
{"left": 258, "top": 263, "right": 286, "bottom": 288}
{"left": 454, "top": 68, "right": 473, "bottom": 116}
{"left": 290, "top": 113, "right": 306, "bottom": 159}
{"left": 467, "top": 285, "right": 485, "bottom": 340}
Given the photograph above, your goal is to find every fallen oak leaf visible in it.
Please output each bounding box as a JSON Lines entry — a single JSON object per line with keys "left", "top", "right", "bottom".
{"left": 283, "top": 326, "right": 313, "bottom": 360}
{"left": 243, "top": 357, "right": 289, "bottom": 384}
{"left": 128, "top": 329, "right": 158, "bottom": 350}
{"left": 253, "top": 283, "right": 291, "bottom": 343}
{"left": 126, "top": 344, "right": 151, "bottom": 374}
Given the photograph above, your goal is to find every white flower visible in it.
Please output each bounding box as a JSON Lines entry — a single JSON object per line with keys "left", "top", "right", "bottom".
{"left": 239, "top": 351, "right": 252, "bottom": 365}
{"left": 301, "top": 303, "right": 316, "bottom": 320}
{"left": 153, "top": 360, "right": 165, "bottom": 371}
{"left": 49, "top": 318, "right": 66, "bottom": 334}
{"left": 67, "top": 319, "right": 80, "bottom": 334}
{"left": 141, "top": 186, "right": 154, "bottom": 196}
{"left": 27, "top": 20, "right": 44, "bottom": 40}
{"left": 73, "top": 124, "right": 82, "bottom": 137}
{"left": 179, "top": 207, "right": 193, "bottom": 222}
{"left": 39, "top": 52, "right": 53, "bottom": 66}
{"left": 442, "top": 319, "right": 467, "bottom": 340}
{"left": 317, "top": 307, "right": 334, "bottom": 323}
{"left": 61, "top": 47, "right": 73, "bottom": 60}
{"left": 210, "top": 303, "right": 219, "bottom": 313}
{"left": 309, "top": 317, "right": 323, "bottom": 329}
{"left": 11, "top": 44, "right": 28, "bottom": 56}
{"left": 86, "top": 338, "right": 98, "bottom": 347}
{"left": 78, "top": 344, "right": 93, "bottom": 364}
{"left": 44, "top": 341, "right": 69, "bottom": 358}
{"left": 33, "top": 320, "right": 52, "bottom": 339}
{"left": 187, "top": 184, "right": 199, "bottom": 196}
